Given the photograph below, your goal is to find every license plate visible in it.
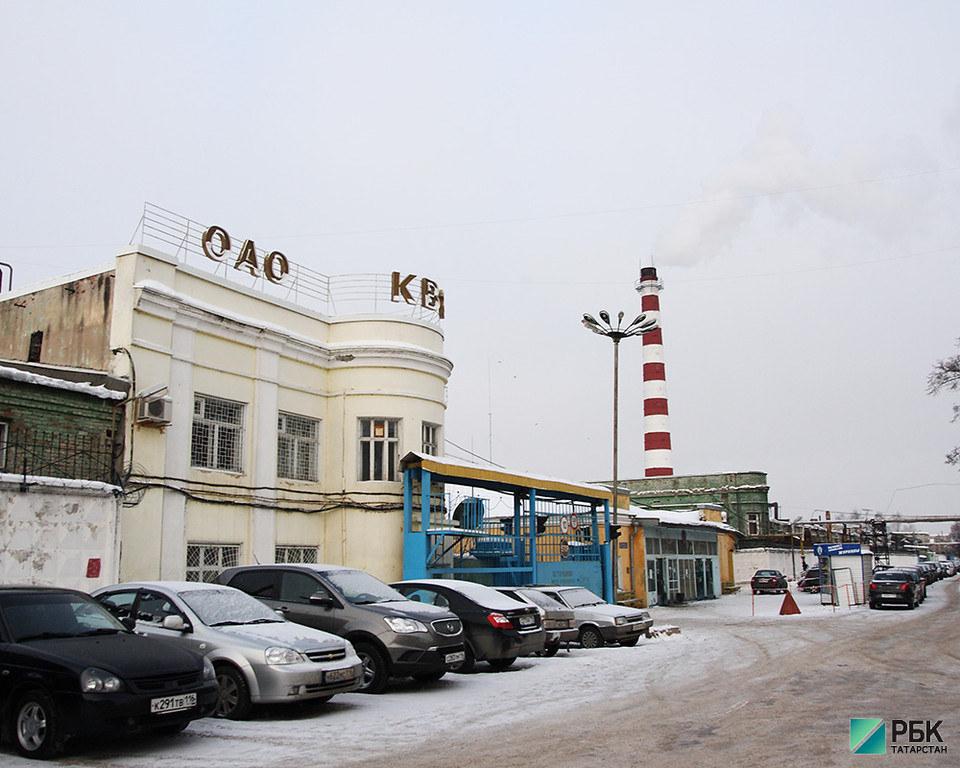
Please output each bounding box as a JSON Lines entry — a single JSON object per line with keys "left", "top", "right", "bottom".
{"left": 519, "top": 615, "right": 536, "bottom": 627}
{"left": 324, "top": 667, "right": 355, "bottom": 683}
{"left": 882, "top": 593, "right": 899, "bottom": 598}
{"left": 150, "top": 693, "right": 196, "bottom": 714}
{"left": 445, "top": 651, "right": 465, "bottom": 665}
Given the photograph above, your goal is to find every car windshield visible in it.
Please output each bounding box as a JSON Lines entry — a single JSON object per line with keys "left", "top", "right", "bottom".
{"left": 558, "top": 588, "right": 606, "bottom": 608}
{"left": 755, "top": 570, "right": 780, "bottom": 577}
{"left": 324, "top": 569, "right": 406, "bottom": 604}
{"left": 0, "top": 591, "right": 127, "bottom": 642}
{"left": 518, "top": 589, "right": 565, "bottom": 610}
{"left": 180, "top": 588, "right": 284, "bottom": 626}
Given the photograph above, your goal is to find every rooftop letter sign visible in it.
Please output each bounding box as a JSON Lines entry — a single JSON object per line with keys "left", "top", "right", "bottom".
{"left": 392, "top": 272, "right": 445, "bottom": 319}
{"left": 201, "top": 225, "right": 290, "bottom": 284}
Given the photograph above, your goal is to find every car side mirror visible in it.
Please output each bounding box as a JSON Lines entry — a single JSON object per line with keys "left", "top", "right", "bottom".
{"left": 308, "top": 592, "right": 337, "bottom": 609}
{"left": 162, "top": 615, "right": 189, "bottom": 632}
{"left": 120, "top": 617, "right": 137, "bottom": 632}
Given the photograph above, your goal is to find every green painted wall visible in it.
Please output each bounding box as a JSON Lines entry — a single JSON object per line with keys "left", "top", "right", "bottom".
{"left": 621, "top": 472, "right": 771, "bottom": 536}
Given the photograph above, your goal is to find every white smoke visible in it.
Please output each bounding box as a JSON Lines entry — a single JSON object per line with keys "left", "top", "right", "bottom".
{"left": 655, "top": 103, "right": 942, "bottom": 266}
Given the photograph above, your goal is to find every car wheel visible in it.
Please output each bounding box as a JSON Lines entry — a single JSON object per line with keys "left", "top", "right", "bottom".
{"left": 539, "top": 641, "right": 560, "bottom": 657}
{"left": 215, "top": 665, "right": 253, "bottom": 720}
{"left": 13, "top": 689, "right": 64, "bottom": 759}
{"left": 487, "top": 657, "right": 515, "bottom": 671}
{"left": 354, "top": 642, "right": 389, "bottom": 694}
{"left": 412, "top": 670, "right": 446, "bottom": 683}
{"left": 579, "top": 625, "right": 604, "bottom": 649}
{"left": 869, "top": 600, "right": 877, "bottom": 609}
{"left": 451, "top": 643, "right": 476, "bottom": 674}
{"left": 619, "top": 637, "right": 639, "bottom": 647}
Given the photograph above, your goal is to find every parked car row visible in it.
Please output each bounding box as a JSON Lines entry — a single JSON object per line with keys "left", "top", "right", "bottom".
{"left": 869, "top": 561, "right": 958, "bottom": 610}
{"left": 1, "top": 567, "right": 653, "bottom": 759}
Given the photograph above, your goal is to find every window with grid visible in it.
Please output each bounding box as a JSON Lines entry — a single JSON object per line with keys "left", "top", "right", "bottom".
{"left": 191, "top": 394, "right": 244, "bottom": 472}
{"left": 277, "top": 412, "right": 319, "bottom": 482}
{"left": 186, "top": 542, "right": 240, "bottom": 582}
{"left": 358, "top": 418, "right": 400, "bottom": 481}
{"left": 276, "top": 545, "right": 319, "bottom": 564}
{"left": 421, "top": 422, "right": 440, "bottom": 456}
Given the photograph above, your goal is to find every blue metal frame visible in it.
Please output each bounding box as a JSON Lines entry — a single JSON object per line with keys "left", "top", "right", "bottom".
{"left": 401, "top": 455, "right": 613, "bottom": 601}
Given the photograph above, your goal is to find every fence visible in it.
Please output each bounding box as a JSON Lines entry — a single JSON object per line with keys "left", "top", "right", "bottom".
{"left": 1, "top": 428, "right": 118, "bottom": 485}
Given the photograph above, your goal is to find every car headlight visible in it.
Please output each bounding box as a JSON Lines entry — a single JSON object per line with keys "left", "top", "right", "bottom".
{"left": 614, "top": 616, "right": 627, "bottom": 626}
{"left": 202, "top": 655, "right": 216, "bottom": 681}
{"left": 265, "top": 647, "right": 308, "bottom": 665}
{"left": 80, "top": 667, "right": 123, "bottom": 693}
{"left": 384, "top": 616, "right": 428, "bottom": 633}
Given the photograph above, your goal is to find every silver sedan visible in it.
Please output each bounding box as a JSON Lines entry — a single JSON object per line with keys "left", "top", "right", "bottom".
{"left": 93, "top": 581, "right": 363, "bottom": 719}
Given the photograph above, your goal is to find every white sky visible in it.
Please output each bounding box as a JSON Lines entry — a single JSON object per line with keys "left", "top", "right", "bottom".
{"left": 2, "top": 2, "right": 959, "bottom": 531}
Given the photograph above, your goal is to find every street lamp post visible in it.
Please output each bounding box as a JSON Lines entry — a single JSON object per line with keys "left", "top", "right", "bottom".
{"left": 582, "top": 310, "right": 658, "bottom": 602}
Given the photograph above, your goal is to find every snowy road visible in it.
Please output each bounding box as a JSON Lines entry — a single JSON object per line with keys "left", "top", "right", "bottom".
{"left": 6, "top": 578, "right": 958, "bottom": 768}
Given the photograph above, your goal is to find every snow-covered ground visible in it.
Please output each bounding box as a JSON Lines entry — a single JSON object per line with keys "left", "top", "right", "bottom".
{"left": 6, "top": 583, "right": 956, "bottom": 767}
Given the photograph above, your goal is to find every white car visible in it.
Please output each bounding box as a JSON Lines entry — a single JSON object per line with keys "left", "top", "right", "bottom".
{"left": 526, "top": 586, "right": 653, "bottom": 648}
{"left": 93, "top": 581, "right": 363, "bottom": 719}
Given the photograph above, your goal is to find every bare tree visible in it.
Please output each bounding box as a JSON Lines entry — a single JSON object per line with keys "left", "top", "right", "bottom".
{"left": 950, "top": 522, "right": 960, "bottom": 558}
{"left": 927, "top": 338, "right": 960, "bottom": 467}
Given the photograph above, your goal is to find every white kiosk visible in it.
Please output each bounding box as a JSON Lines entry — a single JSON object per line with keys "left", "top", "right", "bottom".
{"left": 813, "top": 542, "right": 874, "bottom": 607}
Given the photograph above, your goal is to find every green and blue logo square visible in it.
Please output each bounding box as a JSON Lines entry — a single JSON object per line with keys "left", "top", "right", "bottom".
{"left": 850, "top": 718, "right": 886, "bottom": 754}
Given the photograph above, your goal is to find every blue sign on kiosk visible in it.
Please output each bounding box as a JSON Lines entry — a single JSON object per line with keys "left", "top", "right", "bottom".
{"left": 813, "top": 542, "right": 862, "bottom": 557}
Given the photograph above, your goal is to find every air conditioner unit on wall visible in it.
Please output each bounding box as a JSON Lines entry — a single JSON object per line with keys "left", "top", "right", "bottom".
{"left": 136, "top": 395, "right": 173, "bottom": 426}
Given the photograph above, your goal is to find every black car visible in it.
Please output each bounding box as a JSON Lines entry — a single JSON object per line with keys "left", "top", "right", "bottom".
{"left": 750, "top": 569, "right": 788, "bottom": 594}
{"left": 0, "top": 586, "right": 218, "bottom": 759}
{"left": 797, "top": 568, "right": 821, "bottom": 593}
{"left": 393, "top": 579, "right": 545, "bottom": 673}
{"left": 869, "top": 570, "right": 920, "bottom": 609}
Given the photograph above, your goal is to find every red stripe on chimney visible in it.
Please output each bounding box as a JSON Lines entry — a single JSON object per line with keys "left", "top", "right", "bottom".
{"left": 642, "top": 328, "right": 663, "bottom": 346}
{"left": 645, "top": 466, "right": 673, "bottom": 477}
{"left": 641, "top": 294, "right": 660, "bottom": 312}
{"left": 643, "top": 397, "right": 669, "bottom": 416}
{"left": 643, "top": 362, "right": 666, "bottom": 381}
{"left": 644, "top": 432, "right": 672, "bottom": 450}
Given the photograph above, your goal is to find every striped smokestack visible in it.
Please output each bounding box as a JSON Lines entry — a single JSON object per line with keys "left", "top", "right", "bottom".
{"left": 636, "top": 266, "right": 673, "bottom": 477}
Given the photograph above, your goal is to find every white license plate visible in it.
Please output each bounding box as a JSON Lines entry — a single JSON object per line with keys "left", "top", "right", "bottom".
{"left": 519, "top": 615, "right": 536, "bottom": 626}
{"left": 445, "top": 651, "right": 465, "bottom": 665}
{"left": 882, "top": 593, "right": 899, "bottom": 598}
{"left": 150, "top": 693, "right": 196, "bottom": 714}
{"left": 324, "top": 667, "right": 355, "bottom": 683}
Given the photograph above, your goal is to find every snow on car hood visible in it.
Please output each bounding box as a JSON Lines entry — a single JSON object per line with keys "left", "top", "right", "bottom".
{"left": 212, "top": 620, "right": 347, "bottom": 651}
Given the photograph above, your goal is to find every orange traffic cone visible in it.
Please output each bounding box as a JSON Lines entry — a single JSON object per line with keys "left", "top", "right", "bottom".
{"left": 780, "top": 590, "right": 801, "bottom": 615}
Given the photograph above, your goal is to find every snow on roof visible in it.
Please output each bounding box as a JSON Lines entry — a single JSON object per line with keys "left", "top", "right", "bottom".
{"left": 0, "top": 364, "right": 126, "bottom": 401}
{"left": 135, "top": 279, "right": 444, "bottom": 357}
{"left": 624, "top": 505, "right": 739, "bottom": 535}
{"left": 0, "top": 473, "right": 121, "bottom": 492}
{"left": 400, "top": 451, "right": 612, "bottom": 500}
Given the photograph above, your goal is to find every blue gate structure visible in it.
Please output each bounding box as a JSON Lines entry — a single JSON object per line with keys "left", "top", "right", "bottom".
{"left": 400, "top": 452, "right": 615, "bottom": 601}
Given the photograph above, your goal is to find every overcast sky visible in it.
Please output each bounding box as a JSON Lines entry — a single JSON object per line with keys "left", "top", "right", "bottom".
{"left": 2, "top": 2, "right": 958, "bottom": 532}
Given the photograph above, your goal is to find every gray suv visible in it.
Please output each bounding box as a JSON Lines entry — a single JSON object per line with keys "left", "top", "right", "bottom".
{"left": 218, "top": 564, "right": 464, "bottom": 693}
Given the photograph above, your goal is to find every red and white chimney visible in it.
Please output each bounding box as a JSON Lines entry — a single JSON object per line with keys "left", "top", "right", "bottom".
{"left": 636, "top": 266, "right": 673, "bottom": 476}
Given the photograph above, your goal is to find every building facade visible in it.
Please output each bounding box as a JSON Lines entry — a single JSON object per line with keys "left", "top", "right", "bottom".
{"left": 0, "top": 211, "right": 452, "bottom": 584}
{"left": 621, "top": 471, "right": 772, "bottom": 537}
{"left": 0, "top": 362, "right": 127, "bottom": 588}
